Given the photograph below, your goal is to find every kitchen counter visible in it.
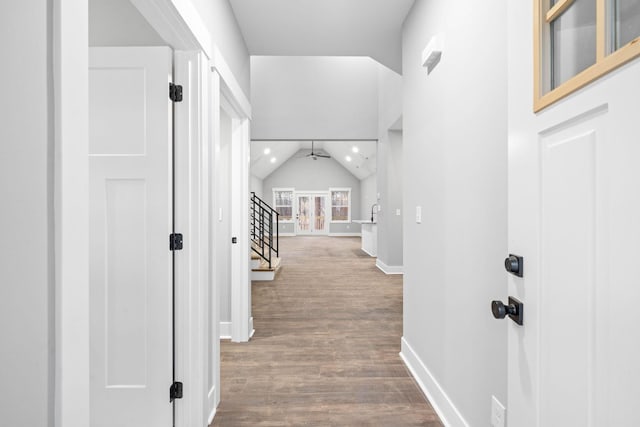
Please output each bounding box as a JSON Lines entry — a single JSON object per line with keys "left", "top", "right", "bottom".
{"left": 352, "top": 220, "right": 377, "bottom": 257}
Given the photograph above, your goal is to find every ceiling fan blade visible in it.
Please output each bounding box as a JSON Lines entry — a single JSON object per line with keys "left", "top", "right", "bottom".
{"left": 315, "top": 153, "right": 331, "bottom": 158}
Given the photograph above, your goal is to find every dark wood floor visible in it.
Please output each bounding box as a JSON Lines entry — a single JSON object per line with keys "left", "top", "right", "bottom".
{"left": 211, "top": 236, "right": 442, "bottom": 427}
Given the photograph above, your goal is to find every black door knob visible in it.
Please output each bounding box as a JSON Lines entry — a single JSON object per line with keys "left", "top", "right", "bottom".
{"left": 491, "top": 300, "right": 515, "bottom": 319}
{"left": 504, "top": 254, "right": 523, "bottom": 277}
{"left": 491, "top": 297, "right": 524, "bottom": 325}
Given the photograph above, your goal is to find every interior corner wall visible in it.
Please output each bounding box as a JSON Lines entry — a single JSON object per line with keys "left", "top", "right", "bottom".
{"left": 250, "top": 174, "right": 264, "bottom": 200}
{"left": 89, "top": 0, "right": 166, "bottom": 46}
{"left": 376, "top": 64, "right": 404, "bottom": 269}
{"left": 376, "top": 130, "right": 403, "bottom": 269}
{"left": 401, "top": 1, "right": 508, "bottom": 425}
{"left": 262, "top": 155, "right": 362, "bottom": 235}
{"left": 187, "top": 0, "right": 251, "bottom": 97}
{"left": 250, "top": 56, "right": 379, "bottom": 140}
{"left": 0, "top": 1, "right": 53, "bottom": 425}
{"left": 360, "top": 174, "right": 377, "bottom": 220}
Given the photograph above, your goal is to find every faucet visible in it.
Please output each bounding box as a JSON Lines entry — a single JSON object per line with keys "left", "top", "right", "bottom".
{"left": 370, "top": 204, "right": 378, "bottom": 223}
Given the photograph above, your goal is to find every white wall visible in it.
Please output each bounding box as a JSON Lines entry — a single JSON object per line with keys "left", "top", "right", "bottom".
{"left": 263, "top": 155, "right": 363, "bottom": 235}
{"left": 250, "top": 56, "right": 379, "bottom": 140}
{"left": 89, "top": 0, "right": 165, "bottom": 46}
{"left": 188, "top": 0, "right": 251, "bottom": 97}
{"left": 250, "top": 174, "right": 264, "bottom": 200}
{"left": 401, "top": 1, "right": 508, "bottom": 426}
{"left": 376, "top": 65, "right": 404, "bottom": 270}
{"left": 377, "top": 131, "right": 403, "bottom": 269}
{"left": 0, "top": 1, "right": 53, "bottom": 425}
{"left": 360, "top": 174, "right": 377, "bottom": 221}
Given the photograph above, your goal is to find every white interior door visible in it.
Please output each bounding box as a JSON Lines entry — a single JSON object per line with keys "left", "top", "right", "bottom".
{"left": 89, "top": 46, "right": 173, "bottom": 427}
{"left": 507, "top": 3, "right": 640, "bottom": 426}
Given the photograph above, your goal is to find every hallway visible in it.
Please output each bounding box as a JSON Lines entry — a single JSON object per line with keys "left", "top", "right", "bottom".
{"left": 212, "top": 237, "right": 442, "bottom": 426}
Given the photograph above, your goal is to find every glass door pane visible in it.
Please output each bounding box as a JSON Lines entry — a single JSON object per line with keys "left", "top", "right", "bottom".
{"left": 611, "top": 0, "right": 640, "bottom": 50}
{"left": 314, "top": 196, "right": 326, "bottom": 233}
{"left": 296, "top": 196, "right": 311, "bottom": 234}
{"left": 550, "top": 0, "right": 597, "bottom": 89}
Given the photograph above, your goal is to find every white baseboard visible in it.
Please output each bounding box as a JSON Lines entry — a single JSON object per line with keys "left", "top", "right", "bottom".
{"left": 208, "top": 405, "right": 216, "bottom": 425}
{"left": 400, "top": 337, "right": 469, "bottom": 427}
{"left": 376, "top": 259, "right": 404, "bottom": 274}
{"left": 328, "top": 232, "right": 362, "bottom": 237}
{"left": 278, "top": 232, "right": 296, "bottom": 237}
{"left": 219, "top": 321, "right": 232, "bottom": 340}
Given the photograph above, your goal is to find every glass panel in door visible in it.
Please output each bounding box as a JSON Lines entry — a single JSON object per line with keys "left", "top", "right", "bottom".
{"left": 314, "top": 196, "right": 326, "bottom": 233}
{"left": 297, "top": 195, "right": 311, "bottom": 234}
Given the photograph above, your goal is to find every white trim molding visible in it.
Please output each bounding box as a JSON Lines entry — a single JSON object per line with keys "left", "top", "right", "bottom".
{"left": 328, "top": 233, "right": 362, "bottom": 237}
{"left": 131, "top": 0, "right": 212, "bottom": 58}
{"left": 219, "top": 322, "right": 232, "bottom": 340}
{"left": 211, "top": 46, "right": 251, "bottom": 119}
{"left": 376, "top": 259, "right": 404, "bottom": 275}
{"left": 54, "top": 0, "right": 90, "bottom": 426}
{"left": 400, "top": 337, "right": 469, "bottom": 427}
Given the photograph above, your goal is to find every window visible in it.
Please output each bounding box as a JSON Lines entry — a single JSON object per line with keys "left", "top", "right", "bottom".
{"left": 534, "top": 0, "right": 640, "bottom": 111}
{"left": 330, "top": 188, "right": 351, "bottom": 222}
{"left": 273, "top": 188, "right": 294, "bottom": 222}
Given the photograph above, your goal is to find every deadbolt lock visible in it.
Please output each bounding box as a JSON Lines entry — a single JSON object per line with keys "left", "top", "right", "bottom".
{"left": 504, "top": 254, "right": 523, "bottom": 277}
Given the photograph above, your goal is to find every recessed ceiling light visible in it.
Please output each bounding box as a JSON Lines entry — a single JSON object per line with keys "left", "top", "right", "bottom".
{"left": 352, "top": 146, "right": 359, "bottom": 153}
{"left": 270, "top": 157, "right": 277, "bottom": 163}
{"left": 264, "top": 148, "right": 271, "bottom": 155}
{"left": 345, "top": 155, "right": 352, "bottom": 162}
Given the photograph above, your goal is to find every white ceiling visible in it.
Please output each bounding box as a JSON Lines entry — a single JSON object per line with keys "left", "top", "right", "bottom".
{"left": 229, "top": 0, "right": 415, "bottom": 73}
{"left": 251, "top": 140, "right": 377, "bottom": 180}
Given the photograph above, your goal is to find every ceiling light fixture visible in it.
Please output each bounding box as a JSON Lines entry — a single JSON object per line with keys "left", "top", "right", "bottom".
{"left": 264, "top": 148, "right": 271, "bottom": 155}
{"left": 345, "top": 155, "right": 352, "bottom": 162}
{"left": 270, "top": 157, "right": 276, "bottom": 163}
{"left": 352, "top": 147, "right": 359, "bottom": 153}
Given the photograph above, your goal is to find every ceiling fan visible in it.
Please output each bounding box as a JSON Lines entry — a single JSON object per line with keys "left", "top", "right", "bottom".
{"left": 305, "top": 141, "right": 331, "bottom": 160}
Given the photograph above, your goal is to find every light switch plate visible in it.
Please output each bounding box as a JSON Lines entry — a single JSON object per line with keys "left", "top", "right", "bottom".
{"left": 396, "top": 209, "right": 401, "bottom": 216}
{"left": 416, "top": 206, "right": 422, "bottom": 223}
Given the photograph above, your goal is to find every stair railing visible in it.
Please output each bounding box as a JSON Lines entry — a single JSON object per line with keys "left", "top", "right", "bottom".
{"left": 250, "top": 192, "right": 279, "bottom": 269}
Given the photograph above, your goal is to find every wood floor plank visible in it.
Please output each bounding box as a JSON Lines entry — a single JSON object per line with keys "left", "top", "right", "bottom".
{"left": 211, "top": 237, "right": 442, "bottom": 427}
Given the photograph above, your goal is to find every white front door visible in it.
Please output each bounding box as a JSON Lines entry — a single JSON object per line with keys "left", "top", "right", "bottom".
{"left": 295, "top": 194, "right": 328, "bottom": 235}
{"left": 89, "top": 47, "right": 173, "bottom": 427}
{"left": 507, "top": 3, "right": 640, "bottom": 426}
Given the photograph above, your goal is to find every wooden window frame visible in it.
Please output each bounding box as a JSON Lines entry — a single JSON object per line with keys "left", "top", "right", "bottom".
{"left": 272, "top": 187, "right": 295, "bottom": 223}
{"left": 329, "top": 188, "right": 352, "bottom": 224}
{"left": 534, "top": 0, "right": 640, "bottom": 112}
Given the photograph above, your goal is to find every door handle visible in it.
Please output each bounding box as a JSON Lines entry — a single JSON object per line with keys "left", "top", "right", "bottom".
{"left": 491, "top": 296, "right": 523, "bottom": 325}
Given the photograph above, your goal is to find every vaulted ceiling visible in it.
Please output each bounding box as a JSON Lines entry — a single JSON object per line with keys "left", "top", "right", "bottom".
{"left": 229, "top": 0, "right": 415, "bottom": 73}
{"left": 251, "top": 140, "right": 377, "bottom": 181}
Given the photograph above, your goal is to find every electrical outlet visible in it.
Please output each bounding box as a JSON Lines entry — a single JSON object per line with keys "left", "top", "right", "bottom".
{"left": 396, "top": 209, "right": 401, "bottom": 216}
{"left": 416, "top": 206, "right": 422, "bottom": 223}
{"left": 491, "top": 396, "right": 506, "bottom": 427}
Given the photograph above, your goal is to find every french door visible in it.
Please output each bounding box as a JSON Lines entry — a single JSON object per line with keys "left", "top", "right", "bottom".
{"left": 295, "top": 193, "right": 328, "bottom": 235}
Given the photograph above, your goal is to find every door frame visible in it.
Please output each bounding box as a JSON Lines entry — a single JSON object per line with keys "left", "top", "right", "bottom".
{"left": 54, "top": 1, "right": 250, "bottom": 426}
{"left": 216, "top": 74, "right": 253, "bottom": 344}
{"left": 294, "top": 191, "right": 330, "bottom": 235}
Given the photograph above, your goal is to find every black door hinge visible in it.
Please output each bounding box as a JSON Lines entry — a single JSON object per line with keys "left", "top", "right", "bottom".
{"left": 170, "top": 233, "right": 183, "bottom": 251}
{"left": 169, "top": 382, "right": 183, "bottom": 402}
{"left": 169, "top": 83, "right": 183, "bottom": 102}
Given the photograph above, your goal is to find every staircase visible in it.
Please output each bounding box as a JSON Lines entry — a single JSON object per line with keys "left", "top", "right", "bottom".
{"left": 250, "top": 192, "right": 281, "bottom": 281}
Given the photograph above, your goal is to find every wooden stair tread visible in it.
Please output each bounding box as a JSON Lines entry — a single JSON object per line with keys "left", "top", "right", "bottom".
{"left": 252, "top": 256, "right": 281, "bottom": 272}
